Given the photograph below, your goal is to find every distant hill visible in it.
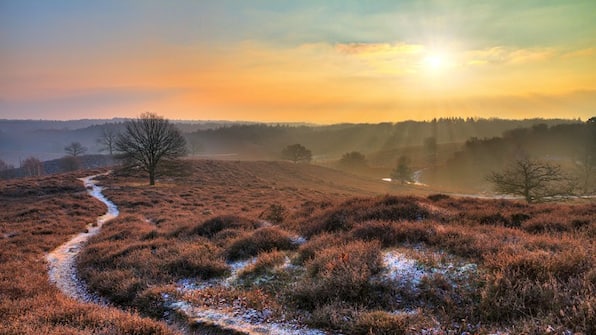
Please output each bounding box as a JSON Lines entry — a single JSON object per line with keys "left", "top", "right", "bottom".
{"left": 0, "top": 154, "right": 115, "bottom": 179}
{"left": 0, "top": 119, "right": 257, "bottom": 165}
{"left": 0, "top": 117, "right": 582, "bottom": 169}
{"left": 186, "top": 118, "right": 581, "bottom": 161}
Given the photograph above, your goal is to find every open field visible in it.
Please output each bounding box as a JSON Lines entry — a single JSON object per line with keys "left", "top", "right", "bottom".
{"left": 2, "top": 160, "right": 594, "bottom": 334}
{"left": 0, "top": 172, "right": 176, "bottom": 335}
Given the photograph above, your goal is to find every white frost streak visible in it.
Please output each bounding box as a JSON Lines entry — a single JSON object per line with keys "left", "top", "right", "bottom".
{"left": 382, "top": 251, "right": 427, "bottom": 289}
{"left": 46, "top": 173, "right": 119, "bottom": 303}
{"left": 172, "top": 301, "right": 326, "bottom": 335}
{"left": 170, "top": 259, "right": 328, "bottom": 335}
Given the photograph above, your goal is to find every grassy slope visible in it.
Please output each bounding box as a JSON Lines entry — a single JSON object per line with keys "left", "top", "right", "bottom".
{"left": 0, "top": 172, "right": 175, "bottom": 335}
{"left": 80, "top": 160, "right": 594, "bottom": 334}
{"left": 2, "top": 160, "right": 594, "bottom": 334}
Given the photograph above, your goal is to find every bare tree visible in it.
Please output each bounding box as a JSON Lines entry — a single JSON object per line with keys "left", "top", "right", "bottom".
{"left": 64, "top": 142, "right": 87, "bottom": 157}
{"left": 97, "top": 127, "right": 118, "bottom": 155}
{"left": 391, "top": 155, "right": 413, "bottom": 184}
{"left": 21, "top": 156, "right": 43, "bottom": 177}
{"left": 339, "top": 151, "right": 367, "bottom": 170}
{"left": 488, "top": 157, "right": 574, "bottom": 203}
{"left": 115, "top": 113, "right": 187, "bottom": 185}
{"left": 281, "top": 144, "right": 312, "bottom": 163}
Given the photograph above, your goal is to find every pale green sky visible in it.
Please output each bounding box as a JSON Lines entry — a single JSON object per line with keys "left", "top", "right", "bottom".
{"left": 1, "top": 0, "right": 595, "bottom": 122}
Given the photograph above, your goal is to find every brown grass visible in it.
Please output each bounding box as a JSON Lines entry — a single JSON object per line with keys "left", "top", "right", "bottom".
{"left": 4, "top": 160, "right": 595, "bottom": 334}
{"left": 0, "top": 172, "right": 175, "bottom": 334}
{"left": 225, "top": 226, "right": 297, "bottom": 261}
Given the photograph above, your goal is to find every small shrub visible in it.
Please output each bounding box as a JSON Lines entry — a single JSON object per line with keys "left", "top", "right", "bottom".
{"left": 226, "top": 227, "right": 296, "bottom": 261}
{"left": 309, "top": 303, "right": 358, "bottom": 331}
{"left": 480, "top": 273, "right": 558, "bottom": 321}
{"left": 351, "top": 220, "right": 399, "bottom": 247}
{"left": 479, "top": 213, "right": 509, "bottom": 226}
{"left": 361, "top": 197, "right": 428, "bottom": 222}
{"left": 238, "top": 250, "right": 287, "bottom": 279}
{"left": 295, "top": 233, "right": 344, "bottom": 265}
{"left": 418, "top": 273, "right": 456, "bottom": 309}
{"left": 259, "top": 203, "right": 287, "bottom": 224}
{"left": 571, "top": 219, "right": 590, "bottom": 230}
{"left": 133, "top": 286, "right": 175, "bottom": 319}
{"left": 352, "top": 310, "right": 407, "bottom": 335}
{"left": 187, "top": 215, "right": 260, "bottom": 238}
{"left": 291, "top": 241, "right": 382, "bottom": 308}
{"left": 510, "top": 213, "right": 531, "bottom": 227}
{"left": 522, "top": 218, "right": 570, "bottom": 234}
{"left": 427, "top": 193, "right": 450, "bottom": 202}
{"left": 302, "top": 209, "right": 354, "bottom": 237}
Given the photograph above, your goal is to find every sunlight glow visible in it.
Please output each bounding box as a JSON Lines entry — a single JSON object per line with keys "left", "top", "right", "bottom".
{"left": 425, "top": 54, "right": 444, "bottom": 69}
{"left": 423, "top": 52, "right": 450, "bottom": 73}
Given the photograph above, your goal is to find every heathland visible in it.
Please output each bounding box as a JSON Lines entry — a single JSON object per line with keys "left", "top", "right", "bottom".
{"left": 1, "top": 159, "right": 593, "bottom": 334}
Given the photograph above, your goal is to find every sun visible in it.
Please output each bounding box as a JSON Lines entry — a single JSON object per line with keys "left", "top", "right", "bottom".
{"left": 423, "top": 53, "right": 447, "bottom": 72}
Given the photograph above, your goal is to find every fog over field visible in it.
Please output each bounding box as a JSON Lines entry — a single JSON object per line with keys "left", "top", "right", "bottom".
{"left": 1, "top": 117, "right": 594, "bottom": 195}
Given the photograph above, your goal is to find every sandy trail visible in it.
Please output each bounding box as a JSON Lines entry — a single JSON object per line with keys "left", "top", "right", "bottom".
{"left": 46, "top": 172, "right": 119, "bottom": 303}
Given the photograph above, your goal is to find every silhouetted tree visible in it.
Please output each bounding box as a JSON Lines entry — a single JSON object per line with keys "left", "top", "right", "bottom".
{"left": 577, "top": 118, "right": 596, "bottom": 194}
{"left": 391, "top": 155, "right": 413, "bottom": 184}
{"left": 339, "top": 151, "right": 367, "bottom": 170}
{"left": 281, "top": 144, "right": 312, "bottom": 163}
{"left": 488, "top": 156, "right": 574, "bottom": 203}
{"left": 0, "top": 159, "right": 15, "bottom": 179}
{"left": 59, "top": 156, "right": 80, "bottom": 172}
{"left": 21, "top": 157, "right": 43, "bottom": 177}
{"left": 115, "top": 113, "right": 187, "bottom": 185}
{"left": 97, "top": 127, "right": 118, "bottom": 155}
{"left": 186, "top": 135, "right": 204, "bottom": 155}
{"left": 64, "top": 142, "right": 87, "bottom": 157}
{"left": 0, "top": 159, "right": 10, "bottom": 171}
{"left": 424, "top": 136, "right": 437, "bottom": 167}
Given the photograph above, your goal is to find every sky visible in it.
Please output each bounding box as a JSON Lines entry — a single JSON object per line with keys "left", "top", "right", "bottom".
{"left": 1, "top": 0, "right": 595, "bottom": 123}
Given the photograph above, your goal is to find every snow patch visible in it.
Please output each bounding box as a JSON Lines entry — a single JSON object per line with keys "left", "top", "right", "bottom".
{"left": 382, "top": 250, "right": 427, "bottom": 289}
{"left": 170, "top": 256, "right": 328, "bottom": 334}
{"left": 380, "top": 250, "right": 479, "bottom": 294}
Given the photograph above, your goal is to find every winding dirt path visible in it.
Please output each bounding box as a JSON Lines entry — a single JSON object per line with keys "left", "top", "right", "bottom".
{"left": 46, "top": 172, "right": 119, "bottom": 303}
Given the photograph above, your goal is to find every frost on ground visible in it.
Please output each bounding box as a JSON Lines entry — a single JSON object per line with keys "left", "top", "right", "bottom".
{"left": 169, "top": 257, "right": 329, "bottom": 335}
{"left": 380, "top": 249, "right": 478, "bottom": 297}
{"left": 169, "top": 245, "right": 483, "bottom": 335}
{"left": 46, "top": 172, "right": 119, "bottom": 303}
{"left": 170, "top": 300, "right": 327, "bottom": 335}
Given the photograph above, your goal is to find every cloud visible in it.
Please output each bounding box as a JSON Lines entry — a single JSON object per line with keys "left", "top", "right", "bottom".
{"left": 562, "top": 47, "right": 596, "bottom": 59}
{"left": 466, "top": 46, "right": 555, "bottom": 66}
{"left": 334, "top": 42, "right": 423, "bottom": 56}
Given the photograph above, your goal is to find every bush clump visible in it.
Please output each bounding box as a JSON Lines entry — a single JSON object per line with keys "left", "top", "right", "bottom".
{"left": 291, "top": 240, "right": 382, "bottom": 308}
{"left": 352, "top": 310, "right": 407, "bottom": 335}
{"left": 226, "top": 227, "right": 296, "bottom": 261}
{"left": 163, "top": 243, "right": 229, "bottom": 279}
{"left": 259, "top": 203, "right": 287, "bottom": 224}
{"left": 238, "top": 250, "right": 287, "bottom": 279}
{"left": 188, "top": 215, "right": 260, "bottom": 238}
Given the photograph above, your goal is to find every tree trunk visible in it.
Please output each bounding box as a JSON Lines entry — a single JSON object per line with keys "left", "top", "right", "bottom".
{"left": 524, "top": 187, "right": 531, "bottom": 203}
{"left": 149, "top": 169, "right": 155, "bottom": 186}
